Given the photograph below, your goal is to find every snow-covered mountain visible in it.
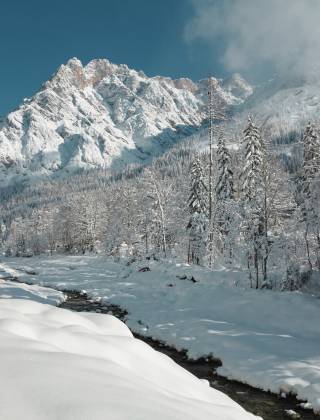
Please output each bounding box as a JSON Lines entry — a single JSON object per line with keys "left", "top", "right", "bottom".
{"left": 2, "top": 57, "right": 320, "bottom": 187}
{"left": 0, "top": 57, "right": 249, "bottom": 186}
{"left": 236, "top": 75, "right": 320, "bottom": 142}
{"left": 222, "top": 73, "right": 253, "bottom": 104}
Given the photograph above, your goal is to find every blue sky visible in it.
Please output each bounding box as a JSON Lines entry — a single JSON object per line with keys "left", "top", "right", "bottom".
{"left": 0, "top": 0, "right": 227, "bottom": 115}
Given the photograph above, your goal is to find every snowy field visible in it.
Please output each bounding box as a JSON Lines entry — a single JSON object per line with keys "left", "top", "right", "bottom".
{"left": 1, "top": 255, "right": 320, "bottom": 412}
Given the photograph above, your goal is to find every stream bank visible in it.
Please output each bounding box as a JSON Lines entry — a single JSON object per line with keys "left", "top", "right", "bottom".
{"left": 60, "top": 289, "right": 319, "bottom": 420}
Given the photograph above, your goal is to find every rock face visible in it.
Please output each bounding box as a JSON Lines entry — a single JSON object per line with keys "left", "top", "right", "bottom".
{"left": 0, "top": 58, "right": 250, "bottom": 185}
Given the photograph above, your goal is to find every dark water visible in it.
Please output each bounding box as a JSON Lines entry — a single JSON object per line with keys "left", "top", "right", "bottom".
{"left": 60, "top": 290, "right": 319, "bottom": 420}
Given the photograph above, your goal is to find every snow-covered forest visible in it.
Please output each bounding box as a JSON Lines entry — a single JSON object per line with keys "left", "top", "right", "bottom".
{"left": 2, "top": 106, "right": 320, "bottom": 293}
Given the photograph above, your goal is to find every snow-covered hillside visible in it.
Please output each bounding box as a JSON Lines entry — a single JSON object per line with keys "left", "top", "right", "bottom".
{"left": 236, "top": 76, "right": 320, "bottom": 142}
{"left": 0, "top": 58, "right": 248, "bottom": 186}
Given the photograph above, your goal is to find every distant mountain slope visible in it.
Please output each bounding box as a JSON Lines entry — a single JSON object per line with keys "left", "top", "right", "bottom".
{"left": 236, "top": 76, "right": 320, "bottom": 142}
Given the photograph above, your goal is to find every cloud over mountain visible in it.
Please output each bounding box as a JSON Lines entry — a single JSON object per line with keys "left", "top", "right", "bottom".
{"left": 185, "top": 0, "right": 320, "bottom": 79}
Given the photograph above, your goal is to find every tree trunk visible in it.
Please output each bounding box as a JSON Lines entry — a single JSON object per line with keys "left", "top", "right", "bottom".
{"left": 254, "top": 248, "right": 259, "bottom": 289}
{"left": 305, "top": 224, "right": 313, "bottom": 271}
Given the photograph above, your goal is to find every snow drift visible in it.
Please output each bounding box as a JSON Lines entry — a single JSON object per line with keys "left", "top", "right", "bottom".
{"left": 0, "top": 298, "right": 259, "bottom": 420}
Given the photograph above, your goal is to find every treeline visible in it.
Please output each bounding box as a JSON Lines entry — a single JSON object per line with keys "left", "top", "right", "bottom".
{"left": 1, "top": 118, "right": 320, "bottom": 292}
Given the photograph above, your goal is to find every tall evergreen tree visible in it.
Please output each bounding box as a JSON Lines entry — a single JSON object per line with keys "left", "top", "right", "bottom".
{"left": 241, "top": 116, "right": 266, "bottom": 288}
{"left": 215, "top": 134, "right": 235, "bottom": 260}
{"left": 241, "top": 116, "right": 264, "bottom": 202}
{"left": 188, "top": 156, "right": 207, "bottom": 214}
{"left": 187, "top": 156, "right": 207, "bottom": 265}
{"left": 216, "top": 134, "right": 234, "bottom": 201}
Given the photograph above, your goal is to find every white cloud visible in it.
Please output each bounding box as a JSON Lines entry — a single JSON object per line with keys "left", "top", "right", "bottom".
{"left": 185, "top": 0, "right": 320, "bottom": 78}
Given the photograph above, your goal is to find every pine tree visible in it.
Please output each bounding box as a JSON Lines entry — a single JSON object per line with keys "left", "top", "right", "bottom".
{"left": 188, "top": 156, "right": 207, "bottom": 215}
{"left": 241, "top": 116, "right": 264, "bottom": 202}
{"left": 241, "top": 116, "right": 266, "bottom": 288}
{"left": 216, "top": 134, "right": 234, "bottom": 201}
{"left": 207, "top": 77, "right": 227, "bottom": 267}
{"left": 215, "top": 134, "right": 235, "bottom": 261}
{"left": 187, "top": 156, "right": 207, "bottom": 265}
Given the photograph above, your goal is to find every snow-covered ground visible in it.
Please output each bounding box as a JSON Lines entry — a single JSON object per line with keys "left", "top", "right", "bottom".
{"left": 0, "top": 263, "right": 65, "bottom": 304}
{"left": 0, "top": 298, "right": 259, "bottom": 420}
{"left": 2, "top": 255, "right": 320, "bottom": 412}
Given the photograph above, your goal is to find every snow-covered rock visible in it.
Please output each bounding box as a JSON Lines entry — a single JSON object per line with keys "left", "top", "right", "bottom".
{"left": 0, "top": 298, "right": 260, "bottom": 420}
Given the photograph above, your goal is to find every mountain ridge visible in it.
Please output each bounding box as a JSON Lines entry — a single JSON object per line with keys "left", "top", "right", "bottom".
{"left": 2, "top": 56, "right": 319, "bottom": 187}
{"left": 0, "top": 57, "right": 251, "bottom": 186}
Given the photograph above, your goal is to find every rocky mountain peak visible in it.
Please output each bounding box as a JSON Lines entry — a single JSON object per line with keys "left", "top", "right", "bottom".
{"left": 0, "top": 57, "right": 254, "bottom": 187}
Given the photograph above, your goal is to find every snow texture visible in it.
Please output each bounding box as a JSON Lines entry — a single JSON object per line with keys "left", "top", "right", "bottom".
{"left": 0, "top": 297, "right": 259, "bottom": 420}
{"left": 238, "top": 76, "right": 320, "bottom": 140}
{"left": 0, "top": 263, "right": 65, "bottom": 304}
{"left": 2, "top": 256, "right": 320, "bottom": 412}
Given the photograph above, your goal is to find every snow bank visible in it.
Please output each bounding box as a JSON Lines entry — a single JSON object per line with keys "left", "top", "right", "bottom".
{"left": 0, "top": 299, "right": 259, "bottom": 420}
{"left": 3, "top": 255, "right": 320, "bottom": 411}
{"left": 0, "top": 263, "right": 65, "bottom": 305}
